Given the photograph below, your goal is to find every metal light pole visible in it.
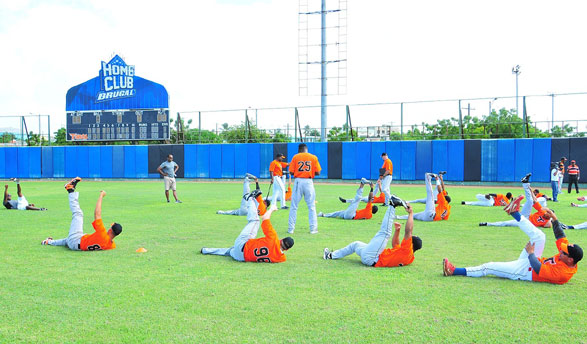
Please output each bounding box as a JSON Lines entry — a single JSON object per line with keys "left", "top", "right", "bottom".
{"left": 489, "top": 97, "right": 497, "bottom": 116}
{"left": 512, "top": 65, "right": 521, "bottom": 116}
{"left": 320, "top": 0, "right": 327, "bottom": 142}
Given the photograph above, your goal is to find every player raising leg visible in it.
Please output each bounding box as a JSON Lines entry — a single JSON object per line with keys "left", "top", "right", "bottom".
{"left": 318, "top": 178, "right": 378, "bottom": 220}
{"left": 3, "top": 179, "right": 46, "bottom": 211}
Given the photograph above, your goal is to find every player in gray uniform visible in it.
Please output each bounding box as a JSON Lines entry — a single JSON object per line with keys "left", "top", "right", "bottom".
{"left": 217, "top": 173, "right": 263, "bottom": 216}
{"left": 319, "top": 178, "right": 378, "bottom": 219}
{"left": 396, "top": 173, "right": 449, "bottom": 222}
{"left": 406, "top": 174, "right": 443, "bottom": 204}
{"left": 288, "top": 143, "right": 321, "bottom": 234}
{"left": 3, "top": 178, "right": 46, "bottom": 210}
{"left": 157, "top": 154, "right": 181, "bottom": 203}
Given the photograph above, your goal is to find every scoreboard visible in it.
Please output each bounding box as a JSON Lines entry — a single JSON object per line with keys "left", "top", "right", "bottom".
{"left": 66, "top": 109, "right": 170, "bottom": 141}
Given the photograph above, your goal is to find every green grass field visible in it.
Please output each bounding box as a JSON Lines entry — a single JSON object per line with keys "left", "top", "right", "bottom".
{"left": 1, "top": 179, "right": 586, "bottom": 343}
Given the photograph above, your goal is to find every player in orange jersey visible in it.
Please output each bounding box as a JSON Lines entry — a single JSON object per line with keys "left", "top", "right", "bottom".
{"left": 3, "top": 178, "right": 46, "bottom": 210}
{"left": 323, "top": 195, "right": 422, "bottom": 267}
{"left": 288, "top": 143, "right": 321, "bottom": 234}
{"left": 318, "top": 178, "right": 379, "bottom": 220}
{"left": 269, "top": 153, "right": 288, "bottom": 209}
{"left": 396, "top": 172, "right": 451, "bottom": 221}
{"left": 201, "top": 202, "right": 294, "bottom": 263}
{"left": 42, "top": 178, "right": 122, "bottom": 251}
{"left": 461, "top": 192, "right": 512, "bottom": 206}
{"left": 360, "top": 179, "right": 385, "bottom": 204}
{"left": 443, "top": 196, "right": 583, "bottom": 284}
{"left": 217, "top": 173, "right": 269, "bottom": 217}
{"left": 379, "top": 152, "right": 393, "bottom": 204}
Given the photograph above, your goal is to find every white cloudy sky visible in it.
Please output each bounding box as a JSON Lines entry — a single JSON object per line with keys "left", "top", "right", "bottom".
{"left": 1, "top": 0, "right": 587, "bottom": 135}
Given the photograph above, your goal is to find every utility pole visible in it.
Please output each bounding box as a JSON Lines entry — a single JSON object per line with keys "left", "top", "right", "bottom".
{"left": 512, "top": 65, "right": 521, "bottom": 116}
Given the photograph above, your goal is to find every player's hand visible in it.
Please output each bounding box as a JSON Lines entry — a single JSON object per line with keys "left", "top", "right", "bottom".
{"left": 100, "top": 190, "right": 107, "bottom": 197}
{"left": 4, "top": 184, "right": 8, "bottom": 189}
{"left": 525, "top": 241, "right": 535, "bottom": 254}
{"left": 394, "top": 222, "right": 401, "bottom": 231}
{"left": 270, "top": 204, "right": 278, "bottom": 211}
{"left": 406, "top": 204, "right": 413, "bottom": 214}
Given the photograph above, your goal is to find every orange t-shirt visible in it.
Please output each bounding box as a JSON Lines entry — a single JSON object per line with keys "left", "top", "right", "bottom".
{"left": 434, "top": 191, "right": 450, "bottom": 221}
{"left": 529, "top": 203, "right": 549, "bottom": 227}
{"left": 372, "top": 193, "right": 385, "bottom": 204}
{"left": 290, "top": 152, "right": 321, "bottom": 178}
{"left": 243, "top": 220, "right": 286, "bottom": 263}
{"left": 269, "top": 160, "right": 284, "bottom": 177}
{"left": 532, "top": 238, "right": 578, "bottom": 284}
{"left": 382, "top": 158, "right": 393, "bottom": 175}
{"left": 493, "top": 194, "right": 510, "bottom": 206}
{"left": 80, "top": 219, "right": 116, "bottom": 251}
{"left": 353, "top": 202, "right": 373, "bottom": 220}
{"left": 285, "top": 186, "right": 292, "bottom": 201}
{"left": 374, "top": 237, "right": 415, "bottom": 268}
{"left": 280, "top": 161, "right": 289, "bottom": 173}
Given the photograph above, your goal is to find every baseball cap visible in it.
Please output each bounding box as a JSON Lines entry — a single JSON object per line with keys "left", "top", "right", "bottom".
{"left": 282, "top": 237, "right": 294, "bottom": 250}
{"left": 571, "top": 160, "right": 576, "bottom": 163}
{"left": 561, "top": 242, "right": 583, "bottom": 263}
{"left": 412, "top": 236, "right": 422, "bottom": 252}
{"left": 561, "top": 157, "right": 567, "bottom": 161}
{"left": 111, "top": 222, "right": 123, "bottom": 236}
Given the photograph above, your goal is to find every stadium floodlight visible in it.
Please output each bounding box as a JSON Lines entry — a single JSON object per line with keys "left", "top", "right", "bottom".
{"left": 512, "top": 65, "right": 521, "bottom": 116}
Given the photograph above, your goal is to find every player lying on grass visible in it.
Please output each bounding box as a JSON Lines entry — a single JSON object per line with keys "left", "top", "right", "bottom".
{"left": 318, "top": 178, "right": 378, "bottom": 220}
{"left": 406, "top": 172, "right": 443, "bottom": 204}
{"left": 359, "top": 179, "right": 386, "bottom": 204}
{"left": 443, "top": 195, "right": 583, "bottom": 284}
{"left": 42, "top": 178, "right": 122, "bottom": 251}
{"left": 323, "top": 195, "right": 422, "bottom": 267}
{"left": 480, "top": 174, "right": 552, "bottom": 228}
{"left": 202, "top": 200, "right": 293, "bottom": 263}
{"left": 461, "top": 192, "right": 512, "bottom": 207}
{"left": 532, "top": 189, "right": 551, "bottom": 207}
{"left": 571, "top": 196, "right": 587, "bottom": 208}
{"left": 396, "top": 172, "right": 450, "bottom": 221}
{"left": 217, "top": 173, "right": 270, "bottom": 216}
{"left": 3, "top": 179, "right": 46, "bottom": 210}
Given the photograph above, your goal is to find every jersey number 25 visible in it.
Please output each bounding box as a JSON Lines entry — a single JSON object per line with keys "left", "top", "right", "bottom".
{"left": 297, "top": 161, "right": 311, "bottom": 172}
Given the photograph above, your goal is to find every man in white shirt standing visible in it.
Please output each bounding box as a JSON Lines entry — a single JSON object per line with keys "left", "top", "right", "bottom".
{"left": 551, "top": 162, "right": 559, "bottom": 203}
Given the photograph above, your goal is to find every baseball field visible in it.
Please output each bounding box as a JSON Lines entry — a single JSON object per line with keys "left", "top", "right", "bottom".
{"left": 1, "top": 180, "right": 585, "bottom": 343}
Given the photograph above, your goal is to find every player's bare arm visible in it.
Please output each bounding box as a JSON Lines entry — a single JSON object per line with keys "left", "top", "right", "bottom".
{"left": 3, "top": 185, "right": 8, "bottom": 204}
{"left": 391, "top": 222, "right": 401, "bottom": 247}
{"left": 262, "top": 204, "right": 278, "bottom": 221}
{"left": 404, "top": 204, "right": 414, "bottom": 239}
{"left": 94, "top": 190, "right": 106, "bottom": 221}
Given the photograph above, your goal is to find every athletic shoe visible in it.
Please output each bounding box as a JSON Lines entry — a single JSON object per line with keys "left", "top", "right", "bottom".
{"left": 461, "top": 201, "right": 466, "bottom": 205}
{"left": 10, "top": 178, "right": 19, "bottom": 183}
{"left": 39, "top": 208, "right": 47, "bottom": 211}
{"left": 571, "top": 203, "right": 578, "bottom": 207}
{"left": 360, "top": 178, "right": 370, "bottom": 185}
{"left": 521, "top": 173, "right": 532, "bottom": 184}
{"left": 64, "top": 177, "right": 82, "bottom": 191}
{"left": 427, "top": 173, "right": 438, "bottom": 179}
{"left": 479, "top": 222, "right": 487, "bottom": 226}
{"left": 438, "top": 171, "right": 447, "bottom": 175}
{"left": 567, "top": 225, "right": 575, "bottom": 229}
{"left": 323, "top": 248, "right": 332, "bottom": 260}
{"left": 167, "top": 199, "right": 170, "bottom": 203}
{"left": 318, "top": 212, "right": 324, "bottom": 217}
{"left": 578, "top": 196, "right": 586, "bottom": 201}
{"left": 443, "top": 258, "right": 455, "bottom": 276}
{"left": 245, "top": 173, "right": 257, "bottom": 180}
{"left": 504, "top": 195, "right": 524, "bottom": 214}
{"left": 175, "top": 200, "right": 182, "bottom": 203}
{"left": 249, "top": 189, "right": 263, "bottom": 200}
{"left": 309, "top": 230, "right": 318, "bottom": 235}
{"left": 200, "top": 248, "right": 204, "bottom": 254}
{"left": 42, "top": 237, "right": 53, "bottom": 245}
{"left": 280, "top": 206, "right": 289, "bottom": 209}
{"left": 389, "top": 194, "right": 407, "bottom": 208}
{"left": 287, "top": 229, "right": 294, "bottom": 234}
{"left": 338, "top": 197, "right": 346, "bottom": 203}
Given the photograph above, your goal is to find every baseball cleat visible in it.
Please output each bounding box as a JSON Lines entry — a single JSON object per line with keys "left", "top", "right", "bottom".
{"left": 438, "top": 171, "right": 447, "bottom": 176}
{"left": 280, "top": 206, "right": 289, "bottom": 209}
{"left": 521, "top": 173, "right": 532, "bottom": 184}
{"left": 323, "top": 248, "right": 332, "bottom": 260}
{"left": 309, "top": 229, "right": 318, "bottom": 234}
{"left": 200, "top": 248, "right": 205, "bottom": 254}
{"left": 287, "top": 229, "right": 294, "bottom": 234}
{"left": 504, "top": 195, "right": 524, "bottom": 214}
{"left": 42, "top": 237, "right": 53, "bottom": 245}
{"left": 245, "top": 173, "right": 257, "bottom": 180}
{"left": 318, "top": 212, "right": 324, "bottom": 217}
{"left": 443, "top": 258, "right": 455, "bottom": 276}
{"left": 571, "top": 203, "right": 578, "bottom": 207}
{"left": 567, "top": 225, "right": 575, "bottom": 229}
{"left": 10, "top": 178, "right": 19, "bottom": 183}
{"left": 338, "top": 196, "right": 346, "bottom": 203}
{"left": 39, "top": 208, "right": 47, "bottom": 211}
{"left": 360, "top": 178, "right": 370, "bottom": 185}
{"left": 479, "top": 222, "right": 487, "bottom": 226}
{"left": 175, "top": 200, "right": 182, "bottom": 203}
{"left": 389, "top": 194, "right": 407, "bottom": 208}
{"left": 461, "top": 201, "right": 466, "bottom": 205}
{"left": 64, "top": 177, "right": 82, "bottom": 190}
{"left": 427, "top": 173, "right": 438, "bottom": 179}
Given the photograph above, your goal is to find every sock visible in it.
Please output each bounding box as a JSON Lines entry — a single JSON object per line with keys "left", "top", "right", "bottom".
{"left": 510, "top": 211, "right": 521, "bottom": 222}
{"left": 454, "top": 268, "right": 467, "bottom": 276}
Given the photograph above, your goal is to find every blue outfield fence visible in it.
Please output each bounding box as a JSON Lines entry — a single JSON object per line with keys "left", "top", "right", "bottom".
{"left": 0, "top": 138, "right": 580, "bottom": 182}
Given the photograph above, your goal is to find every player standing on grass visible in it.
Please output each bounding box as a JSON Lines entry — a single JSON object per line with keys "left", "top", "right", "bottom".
{"left": 567, "top": 160, "right": 580, "bottom": 194}
{"left": 288, "top": 144, "right": 321, "bottom": 234}
{"left": 202, "top": 201, "right": 293, "bottom": 263}
{"left": 318, "top": 178, "right": 378, "bottom": 220}
{"left": 443, "top": 196, "right": 583, "bottom": 284}
{"left": 379, "top": 152, "right": 393, "bottom": 205}
{"left": 323, "top": 195, "right": 422, "bottom": 268}
{"left": 550, "top": 162, "right": 560, "bottom": 202}
{"left": 42, "top": 178, "right": 122, "bottom": 251}
{"left": 269, "top": 154, "right": 288, "bottom": 209}
{"left": 157, "top": 154, "right": 182, "bottom": 203}
{"left": 3, "top": 178, "right": 46, "bottom": 210}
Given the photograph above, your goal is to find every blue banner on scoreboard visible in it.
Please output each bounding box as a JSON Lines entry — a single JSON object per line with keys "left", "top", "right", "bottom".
{"left": 65, "top": 55, "right": 170, "bottom": 141}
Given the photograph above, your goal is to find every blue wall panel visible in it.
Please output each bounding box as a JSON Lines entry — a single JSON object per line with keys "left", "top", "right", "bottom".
{"left": 415, "top": 141, "right": 432, "bottom": 180}
{"left": 221, "top": 144, "right": 235, "bottom": 178}
{"left": 88, "top": 147, "right": 101, "bottom": 178}
{"left": 259, "top": 144, "right": 273, "bottom": 179}
{"left": 400, "top": 141, "right": 416, "bottom": 180}
{"left": 481, "top": 140, "right": 498, "bottom": 182}
{"left": 135, "top": 146, "right": 148, "bottom": 178}
{"left": 17, "top": 147, "right": 30, "bottom": 178}
{"left": 0, "top": 148, "right": 6, "bottom": 178}
{"left": 196, "top": 145, "right": 210, "bottom": 178}
{"left": 342, "top": 142, "right": 356, "bottom": 180}
{"left": 355, "top": 142, "right": 371, "bottom": 180}
{"left": 112, "top": 146, "right": 125, "bottom": 178}
{"left": 385, "top": 141, "right": 401, "bottom": 180}
{"left": 76, "top": 146, "right": 90, "bottom": 178}
{"left": 514, "top": 139, "right": 534, "bottom": 182}
{"left": 124, "top": 146, "right": 136, "bottom": 178}
{"left": 246, "top": 144, "right": 260, "bottom": 177}
{"left": 184, "top": 144, "right": 197, "bottom": 178}
{"left": 5, "top": 148, "right": 17, "bottom": 178}
{"left": 100, "top": 146, "right": 113, "bottom": 178}
{"left": 28, "top": 147, "right": 41, "bottom": 178}
{"left": 313, "top": 142, "right": 328, "bottom": 179}
{"left": 497, "top": 139, "right": 515, "bottom": 182}
{"left": 41, "top": 147, "right": 53, "bottom": 178}
{"left": 532, "top": 138, "right": 551, "bottom": 183}
{"left": 209, "top": 144, "right": 222, "bottom": 178}
{"left": 446, "top": 140, "right": 464, "bottom": 181}
{"left": 52, "top": 147, "right": 65, "bottom": 178}
{"left": 432, "top": 140, "right": 448, "bottom": 175}
{"left": 287, "top": 143, "right": 299, "bottom": 162}
{"left": 64, "top": 147, "right": 77, "bottom": 178}
{"left": 370, "top": 142, "right": 386, "bottom": 180}
{"left": 234, "top": 144, "right": 248, "bottom": 178}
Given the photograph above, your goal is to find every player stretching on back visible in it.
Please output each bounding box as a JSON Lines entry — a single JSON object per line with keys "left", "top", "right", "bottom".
{"left": 202, "top": 201, "right": 294, "bottom": 263}
{"left": 323, "top": 195, "right": 422, "bottom": 268}
{"left": 396, "top": 172, "right": 451, "bottom": 222}
{"left": 288, "top": 143, "right": 321, "bottom": 234}
{"left": 3, "top": 178, "right": 46, "bottom": 211}
{"left": 217, "top": 173, "right": 269, "bottom": 216}
{"left": 461, "top": 192, "right": 512, "bottom": 207}
{"left": 318, "top": 178, "right": 378, "bottom": 220}
{"left": 42, "top": 178, "right": 122, "bottom": 251}
{"left": 443, "top": 195, "right": 583, "bottom": 284}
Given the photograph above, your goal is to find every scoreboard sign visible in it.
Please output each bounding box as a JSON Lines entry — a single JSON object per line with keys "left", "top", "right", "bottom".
{"left": 66, "top": 54, "right": 170, "bottom": 142}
